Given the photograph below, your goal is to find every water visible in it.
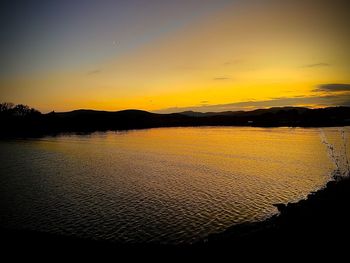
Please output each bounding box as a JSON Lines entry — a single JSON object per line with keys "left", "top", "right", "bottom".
{"left": 0, "top": 127, "right": 348, "bottom": 244}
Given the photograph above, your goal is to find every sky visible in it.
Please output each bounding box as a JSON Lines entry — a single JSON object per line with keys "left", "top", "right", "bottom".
{"left": 1, "top": 0, "right": 350, "bottom": 113}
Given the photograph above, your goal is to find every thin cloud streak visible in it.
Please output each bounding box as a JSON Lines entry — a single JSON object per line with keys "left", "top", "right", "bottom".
{"left": 302, "top": 63, "right": 330, "bottom": 68}
{"left": 213, "top": 76, "right": 231, "bottom": 81}
{"left": 87, "top": 69, "right": 101, "bottom": 75}
{"left": 314, "top": 83, "right": 350, "bottom": 92}
{"left": 155, "top": 94, "right": 350, "bottom": 113}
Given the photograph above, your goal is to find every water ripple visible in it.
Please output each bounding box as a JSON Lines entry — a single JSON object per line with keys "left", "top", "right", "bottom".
{"left": 1, "top": 127, "right": 347, "bottom": 244}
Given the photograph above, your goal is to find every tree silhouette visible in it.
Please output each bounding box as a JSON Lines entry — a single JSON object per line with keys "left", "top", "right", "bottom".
{"left": 0, "top": 102, "right": 14, "bottom": 115}
{"left": 0, "top": 102, "right": 41, "bottom": 117}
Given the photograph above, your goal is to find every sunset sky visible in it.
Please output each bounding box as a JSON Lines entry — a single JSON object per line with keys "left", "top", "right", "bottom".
{"left": 1, "top": 0, "right": 349, "bottom": 113}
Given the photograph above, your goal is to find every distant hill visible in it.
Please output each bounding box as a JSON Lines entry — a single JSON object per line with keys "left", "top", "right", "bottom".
{"left": 1, "top": 106, "right": 350, "bottom": 137}
{"left": 179, "top": 107, "right": 309, "bottom": 117}
{"left": 178, "top": 111, "right": 243, "bottom": 117}
{"left": 55, "top": 109, "right": 155, "bottom": 118}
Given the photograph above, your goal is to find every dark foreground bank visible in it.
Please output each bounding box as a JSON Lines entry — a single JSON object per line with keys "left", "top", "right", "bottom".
{"left": 1, "top": 176, "right": 350, "bottom": 255}
{"left": 202, "top": 176, "right": 350, "bottom": 248}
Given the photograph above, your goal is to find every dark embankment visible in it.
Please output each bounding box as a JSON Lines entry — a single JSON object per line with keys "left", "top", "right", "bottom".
{"left": 1, "top": 105, "right": 350, "bottom": 137}
{"left": 201, "top": 176, "right": 350, "bottom": 249}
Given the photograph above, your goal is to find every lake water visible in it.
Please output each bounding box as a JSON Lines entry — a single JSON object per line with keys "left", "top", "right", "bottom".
{"left": 0, "top": 127, "right": 349, "bottom": 244}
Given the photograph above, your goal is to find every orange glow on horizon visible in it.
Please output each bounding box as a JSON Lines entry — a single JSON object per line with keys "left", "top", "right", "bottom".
{"left": 1, "top": 0, "right": 349, "bottom": 113}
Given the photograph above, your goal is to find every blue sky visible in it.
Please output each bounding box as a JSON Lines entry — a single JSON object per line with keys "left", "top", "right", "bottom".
{"left": 1, "top": 0, "right": 231, "bottom": 76}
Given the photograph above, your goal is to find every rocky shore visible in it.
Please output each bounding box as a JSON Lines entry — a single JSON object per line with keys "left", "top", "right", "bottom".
{"left": 201, "top": 176, "right": 350, "bottom": 250}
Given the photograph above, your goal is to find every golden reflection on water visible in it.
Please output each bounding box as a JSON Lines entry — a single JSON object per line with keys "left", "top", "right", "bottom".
{"left": 1, "top": 127, "right": 349, "bottom": 243}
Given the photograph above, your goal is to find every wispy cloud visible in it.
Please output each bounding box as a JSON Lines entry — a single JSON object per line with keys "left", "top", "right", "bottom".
{"left": 87, "top": 69, "right": 101, "bottom": 75}
{"left": 155, "top": 94, "right": 350, "bottom": 113}
{"left": 223, "top": 59, "right": 242, "bottom": 66}
{"left": 302, "top": 62, "right": 330, "bottom": 68}
{"left": 314, "top": 83, "right": 350, "bottom": 92}
{"left": 213, "top": 76, "right": 231, "bottom": 81}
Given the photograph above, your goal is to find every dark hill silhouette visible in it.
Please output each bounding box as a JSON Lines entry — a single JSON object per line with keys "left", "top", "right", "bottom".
{"left": 55, "top": 109, "right": 154, "bottom": 117}
{"left": 179, "top": 106, "right": 309, "bottom": 117}
{"left": 1, "top": 103, "right": 350, "bottom": 137}
{"left": 178, "top": 110, "right": 245, "bottom": 117}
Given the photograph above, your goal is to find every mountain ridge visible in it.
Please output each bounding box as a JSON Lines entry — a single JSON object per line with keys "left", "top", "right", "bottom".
{"left": 1, "top": 106, "right": 349, "bottom": 137}
{"left": 177, "top": 106, "right": 310, "bottom": 117}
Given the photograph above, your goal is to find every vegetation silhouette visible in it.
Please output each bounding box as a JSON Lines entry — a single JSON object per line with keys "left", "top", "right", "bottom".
{"left": 1, "top": 102, "right": 349, "bottom": 137}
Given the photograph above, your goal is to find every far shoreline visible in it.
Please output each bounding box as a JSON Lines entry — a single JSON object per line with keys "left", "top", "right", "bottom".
{"left": 1, "top": 106, "right": 350, "bottom": 138}
{"left": 1, "top": 124, "right": 349, "bottom": 140}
